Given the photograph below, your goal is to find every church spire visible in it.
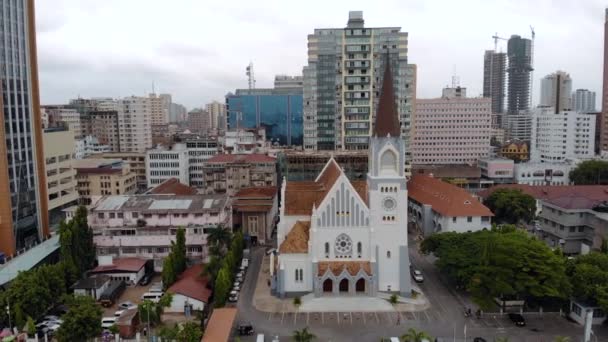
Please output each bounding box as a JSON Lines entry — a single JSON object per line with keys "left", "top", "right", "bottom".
{"left": 373, "top": 55, "right": 401, "bottom": 137}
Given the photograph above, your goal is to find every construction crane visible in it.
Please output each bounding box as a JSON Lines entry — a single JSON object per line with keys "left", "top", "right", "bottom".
{"left": 491, "top": 32, "right": 508, "bottom": 52}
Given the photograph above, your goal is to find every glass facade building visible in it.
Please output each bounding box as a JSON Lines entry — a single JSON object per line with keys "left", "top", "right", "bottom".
{"left": 226, "top": 88, "right": 303, "bottom": 146}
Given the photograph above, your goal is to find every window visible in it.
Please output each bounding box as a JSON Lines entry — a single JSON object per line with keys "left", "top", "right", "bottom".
{"left": 380, "top": 150, "right": 397, "bottom": 173}
{"left": 109, "top": 213, "right": 116, "bottom": 219}
{"left": 357, "top": 242, "right": 362, "bottom": 257}
{"left": 569, "top": 227, "right": 575, "bottom": 233}
{"left": 117, "top": 213, "right": 124, "bottom": 219}
{"left": 452, "top": 217, "right": 457, "bottom": 223}
{"left": 324, "top": 242, "right": 330, "bottom": 257}
{"left": 467, "top": 217, "right": 472, "bottom": 223}
{"left": 248, "top": 216, "right": 259, "bottom": 235}
{"left": 387, "top": 250, "right": 391, "bottom": 258}
{"left": 98, "top": 213, "right": 104, "bottom": 219}
{"left": 295, "top": 269, "right": 304, "bottom": 283}
{"left": 132, "top": 212, "right": 139, "bottom": 218}
{"left": 578, "top": 226, "right": 585, "bottom": 233}
{"left": 572, "top": 303, "right": 582, "bottom": 316}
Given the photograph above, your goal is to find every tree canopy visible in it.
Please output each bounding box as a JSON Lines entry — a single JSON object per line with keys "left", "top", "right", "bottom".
{"left": 569, "top": 160, "right": 608, "bottom": 185}
{"left": 162, "top": 227, "right": 187, "bottom": 289}
{"left": 56, "top": 295, "right": 102, "bottom": 342}
{"left": 59, "top": 205, "right": 96, "bottom": 276}
{"left": 566, "top": 252, "right": 608, "bottom": 311}
{"left": 421, "top": 228, "right": 570, "bottom": 309}
{"left": 484, "top": 188, "right": 536, "bottom": 224}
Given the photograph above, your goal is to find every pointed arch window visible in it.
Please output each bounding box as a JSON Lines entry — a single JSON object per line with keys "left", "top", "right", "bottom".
{"left": 325, "top": 242, "right": 330, "bottom": 258}
{"left": 380, "top": 149, "right": 397, "bottom": 173}
{"left": 357, "top": 242, "right": 362, "bottom": 257}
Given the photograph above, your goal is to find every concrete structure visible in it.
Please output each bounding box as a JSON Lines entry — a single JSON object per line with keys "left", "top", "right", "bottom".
{"left": 530, "top": 107, "right": 596, "bottom": 162}
{"left": 483, "top": 50, "right": 507, "bottom": 118}
{"left": 275, "top": 61, "right": 411, "bottom": 298}
{"left": 504, "top": 112, "right": 532, "bottom": 142}
{"left": 166, "top": 264, "right": 211, "bottom": 313}
{"left": 0, "top": 235, "right": 60, "bottom": 288}
{"left": 41, "top": 106, "right": 82, "bottom": 138}
{"left": 72, "top": 275, "right": 111, "bottom": 300}
{"left": 274, "top": 75, "right": 304, "bottom": 89}
{"left": 149, "top": 93, "right": 171, "bottom": 125}
{"left": 601, "top": 9, "right": 608, "bottom": 153}
{"left": 507, "top": 35, "right": 533, "bottom": 114}
{"left": 222, "top": 128, "right": 269, "bottom": 154}
{"left": 202, "top": 154, "right": 277, "bottom": 196}
{"left": 413, "top": 88, "right": 492, "bottom": 165}
{"left": 183, "top": 138, "right": 219, "bottom": 188}
{"left": 169, "top": 102, "right": 187, "bottom": 123}
{"left": 73, "top": 159, "right": 137, "bottom": 205}
{"left": 205, "top": 101, "right": 226, "bottom": 131}
{"left": 75, "top": 135, "right": 111, "bottom": 159}
{"left": 89, "top": 194, "right": 229, "bottom": 271}
{"left": 569, "top": 300, "right": 606, "bottom": 326}
{"left": 43, "top": 128, "right": 78, "bottom": 225}
{"left": 540, "top": 71, "right": 572, "bottom": 113}
{"left": 0, "top": 0, "right": 50, "bottom": 255}
{"left": 89, "top": 256, "right": 148, "bottom": 285}
{"left": 303, "top": 11, "right": 415, "bottom": 152}
{"left": 146, "top": 144, "right": 190, "bottom": 188}
{"left": 117, "top": 97, "right": 153, "bottom": 153}
{"left": 97, "top": 152, "right": 147, "bottom": 190}
{"left": 478, "top": 158, "right": 514, "bottom": 184}
{"left": 278, "top": 150, "right": 368, "bottom": 182}
{"left": 232, "top": 187, "right": 278, "bottom": 245}
{"left": 87, "top": 111, "right": 120, "bottom": 152}
{"left": 151, "top": 123, "right": 171, "bottom": 147}
{"left": 513, "top": 161, "right": 574, "bottom": 186}
{"left": 188, "top": 109, "right": 211, "bottom": 134}
{"left": 572, "top": 89, "right": 596, "bottom": 113}
{"left": 408, "top": 175, "right": 493, "bottom": 237}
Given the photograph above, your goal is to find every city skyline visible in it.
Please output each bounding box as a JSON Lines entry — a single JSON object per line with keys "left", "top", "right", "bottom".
{"left": 37, "top": 0, "right": 605, "bottom": 109}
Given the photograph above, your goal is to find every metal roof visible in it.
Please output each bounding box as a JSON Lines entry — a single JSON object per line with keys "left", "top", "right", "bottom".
{"left": 0, "top": 235, "right": 60, "bottom": 287}
{"left": 148, "top": 199, "right": 192, "bottom": 210}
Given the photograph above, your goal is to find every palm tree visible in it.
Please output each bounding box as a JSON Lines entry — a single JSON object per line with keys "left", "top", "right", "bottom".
{"left": 292, "top": 327, "right": 316, "bottom": 342}
{"left": 553, "top": 337, "right": 570, "bottom": 342}
{"left": 401, "top": 328, "right": 432, "bottom": 342}
{"left": 207, "top": 225, "right": 232, "bottom": 252}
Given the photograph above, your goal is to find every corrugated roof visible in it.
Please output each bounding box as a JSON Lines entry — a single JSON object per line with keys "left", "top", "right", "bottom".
{"left": 234, "top": 187, "right": 277, "bottom": 199}
{"left": 0, "top": 235, "right": 60, "bottom": 286}
{"left": 90, "top": 258, "right": 147, "bottom": 273}
{"left": 479, "top": 184, "right": 608, "bottom": 210}
{"left": 91, "top": 194, "right": 227, "bottom": 213}
{"left": 408, "top": 175, "right": 493, "bottom": 217}
{"left": 201, "top": 308, "right": 237, "bottom": 342}
{"left": 167, "top": 264, "right": 211, "bottom": 303}
{"left": 96, "top": 196, "right": 129, "bottom": 211}
{"left": 279, "top": 221, "right": 310, "bottom": 254}
{"left": 148, "top": 199, "right": 192, "bottom": 210}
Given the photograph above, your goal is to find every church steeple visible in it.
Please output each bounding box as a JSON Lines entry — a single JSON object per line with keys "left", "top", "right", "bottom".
{"left": 373, "top": 56, "right": 401, "bottom": 138}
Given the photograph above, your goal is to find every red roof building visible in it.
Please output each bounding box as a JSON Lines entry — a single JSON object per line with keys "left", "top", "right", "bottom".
{"left": 89, "top": 257, "right": 149, "bottom": 285}
{"left": 147, "top": 178, "right": 198, "bottom": 196}
{"left": 232, "top": 187, "right": 278, "bottom": 245}
{"left": 166, "top": 264, "right": 211, "bottom": 313}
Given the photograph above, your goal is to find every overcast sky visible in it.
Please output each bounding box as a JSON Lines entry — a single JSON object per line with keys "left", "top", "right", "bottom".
{"left": 37, "top": 0, "right": 606, "bottom": 110}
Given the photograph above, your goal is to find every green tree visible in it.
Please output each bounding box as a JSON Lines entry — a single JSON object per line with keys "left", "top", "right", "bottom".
{"left": 176, "top": 321, "right": 203, "bottom": 342}
{"left": 553, "top": 336, "right": 570, "bottom": 342}
{"left": 601, "top": 238, "right": 608, "bottom": 254}
{"left": 207, "top": 225, "right": 232, "bottom": 254}
{"left": 173, "top": 227, "right": 187, "bottom": 275}
{"left": 569, "top": 160, "right": 608, "bottom": 185}
{"left": 139, "top": 300, "right": 161, "bottom": 325}
{"left": 202, "top": 256, "right": 222, "bottom": 288}
{"left": 162, "top": 253, "right": 177, "bottom": 289}
{"left": 389, "top": 294, "right": 399, "bottom": 306}
{"left": 494, "top": 338, "right": 509, "bottom": 342}
{"left": 59, "top": 206, "right": 96, "bottom": 276}
{"left": 56, "top": 295, "right": 102, "bottom": 342}
{"left": 567, "top": 252, "right": 608, "bottom": 311}
{"left": 401, "top": 328, "right": 432, "bottom": 342}
{"left": 158, "top": 324, "right": 179, "bottom": 341}
{"left": 292, "top": 327, "right": 316, "bottom": 342}
{"left": 214, "top": 268, "right": 231, "bottom": 308}
{"left": 484, "top": 189, "right": 536, "bottom": 224}
{"left": 293, "top": 296, "right": 302, "bottom": 309}
{"left": 25, "top": 316, "right": 36, "bottom": 337}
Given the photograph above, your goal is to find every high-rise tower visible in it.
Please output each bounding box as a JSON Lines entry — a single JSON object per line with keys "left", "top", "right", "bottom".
{"left": 601, "top": 9, "right": 608, "bottom": 153}
{"left": 483, "top": 50, "right": 506, "bottom": 125}
{"left": 540, "top": 71, "right": 572, "bottom": 114}
{"left": 0, "top": 0, "right": 49, "bottom": 255}
{"left": 507, "top": 35, "right": 533, "bottom": 114}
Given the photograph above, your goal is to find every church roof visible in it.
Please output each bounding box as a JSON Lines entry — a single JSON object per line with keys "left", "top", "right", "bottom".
{"left": 373, "top": 57, "right": 401, "bottom": 137}
{"left": 318, "top": 261, "right": 371, "bottom": 277}
{"left": 284, "top": 158, "right": 342, "bottom": 215}
{"left": 279, "top": 221, "right": 310, "bottom": 254}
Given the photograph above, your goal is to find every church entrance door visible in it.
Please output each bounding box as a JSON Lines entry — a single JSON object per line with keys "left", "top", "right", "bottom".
{"left": 339, "top": 279, "right": 349, "bottom": 292}
{"left": 323, "top": 279, "right": 333, "bottom": 292}
{"left": 355, "top": 278, "right": 365, "bottom": 293}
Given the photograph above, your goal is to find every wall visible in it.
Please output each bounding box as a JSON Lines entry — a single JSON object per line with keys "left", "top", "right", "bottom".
{"left": 167, "top": 294, "right": 205, "bottom": 313}
{"left": 44, "top": 129, "right": 78, "bottom": 214}
{"left": 280, "top": 253, "right": 312, "bottom": 293}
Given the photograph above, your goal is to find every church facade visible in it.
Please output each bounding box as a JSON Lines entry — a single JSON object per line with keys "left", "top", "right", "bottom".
{"left": 274, "top": 59, "right": 411, "bottom": 297}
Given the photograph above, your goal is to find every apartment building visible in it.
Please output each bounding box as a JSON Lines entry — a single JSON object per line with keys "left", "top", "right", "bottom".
{"left": 97, "top": 152, "right": 147, "bottom": 190}
{"left": 88, "top": 193, "right": 229, "bottom": 270}
{"left": 88, "top": 111, "right": 120, "bottom": 152}
{"left": 303, "top": 11, "right": 415, "bottom": 152}
{"left": 43, "top": 127, "right": 78, "bottom": 225}
{"left": 205, "top": 101, "right": 226, "bottom": 131}
{"left": 412, "top": 88, "right": 492, "bottom": 165}
{"left": 146, "top": 144, "right": 190, "bottom": 188}
{"left": 74, "top": 136, "right": 111, "bottom": 159}
{"left": 41, "top": 106, "right": 83, "bottom": 138}
{"left": 149, "top": 93, "right": 171, "bottom": 125}
{"left": 184, "top": 138, "right": 220, "bottom": 188}
{"left": 539, "top": 71, "right": 572, "bottom": 114}
{"left": 74, "top": 159, "right": 137, "bottom": 205}
{"left": 188, "top": 109, "right": 211, "bottom": 134}
{"left": 572, "top": 89, "right": 596, "bottom": 113}
{"left": 117, "top": 96, "right": 153, "bottom": 153}
{"left": 203, "top": 154, "right": 277, "bottom": 196}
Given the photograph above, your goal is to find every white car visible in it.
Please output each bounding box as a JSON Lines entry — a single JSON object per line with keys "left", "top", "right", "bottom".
{"left": 233, "top": 283, "right": 241, "bottom": 291}
{"left": 118, "top": 301, "right": 137, "bottom": 310}
{"left": 114, "top": 309, "right": 126, "bottom": 317}
{"left": 411, "top": 269, "right": 424, "bottom": 283}
{"left": 236, "top": 271, "right": 244, "bottom": 278}
{"left": 101, "top": 317, "right": 117, "bottom": 329}
{"left": 228, "top": 290, "right": 239, "bottom": 302}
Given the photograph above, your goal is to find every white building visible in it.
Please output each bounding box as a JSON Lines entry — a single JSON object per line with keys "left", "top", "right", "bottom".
{"left": 146, "top": 144, "right": 190, "bottom": 188}
{"left": 184, "top": 139, "right": 219, "bottom": 188}
{"left": 513, "top": 161, "right": 575, "bottom": 186}
{"left": 571, "top": 89, "right": 596, "bottom": 113}
{"left": 75, "top": 135, "right": 111, "bottom": 159}
{"left": 149, "top": 93, "right": 171, "bottom": 125}
{"left": 222, "top": 128, "right": 269, "bottom": 154}
{"left": 274, "top": 64, "right": 411, "bottom": 297}
{"left": 539, "top": 71, "right": 572, "bottom": 113}
{"left": 117, "top": 96, "right": 153, "bottom": 153}
{"left": 530, "top": 107, "right": 596, "bottom": 162}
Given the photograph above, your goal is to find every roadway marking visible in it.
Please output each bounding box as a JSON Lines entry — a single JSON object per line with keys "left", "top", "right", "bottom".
{"left": 306, "top": 312, "right": 310, "bottom": 325}
{"left": 281, "top": 310, "right": 285, "bottom": 324}
{"left": 321, "top": 312, "right": 324, "bottom": 324}
{"left": 362, "top": 312, "right": 366, "bottom": 325}
{"left": 493, "top": 316, "right": 504, "bottom": 329}
{"left": 337, "top": 312, "right": 340, "bottom": 325}
{"left": 374, "top": 312, "right": 380, "bottom": 324}
{"left": 424, "top": 310, "right": 431, "bottom": 322}
{"left": 294, "top": 311, "right": 297, "bottom": 325}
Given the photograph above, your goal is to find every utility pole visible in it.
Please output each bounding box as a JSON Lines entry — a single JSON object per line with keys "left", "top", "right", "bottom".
{"left": 6, "top": 298, "right": 11, "bottom": 334}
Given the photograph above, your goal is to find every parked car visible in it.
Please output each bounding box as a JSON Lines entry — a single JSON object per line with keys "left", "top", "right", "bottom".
{"left": 99, "top": 280, "right": 126, "bottom": 307}
{"left": 42, "top": 315, "right": 60, "bottom": 322}
{"left": 118, "top": 301, "right": 137, "bottom": 310}
{"left": 410, "top": 268, "right": 424, "bottom": 283}
{"left": 233, "top": 283, "right": 241, "bottom": 292}
{"left": 140, "top": 273, "right": 153, "bottom": 286}
{"left": 114, "top": 309, "right": 126, "bottom": 317}
{"left": 508, "top": 313, "right": 526, "bottom": 327}
{"left": 473, "top": 338, "right": 487, "bottom": 342}
{"left": 101, "top": 317, "right": 117, "bottom": 329}
{"left": 237, "top": 322, "right": 254, "bottom": 335}
{"left": 229, "top": 290, "right": 239, "bottom": 302}
{"left": 242, "top": 258, "right": 249, "bottom": 268}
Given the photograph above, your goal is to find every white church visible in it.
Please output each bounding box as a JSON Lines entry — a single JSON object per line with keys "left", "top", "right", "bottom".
{"left": 274, "top": 60, "right": 411, "bottom": 298}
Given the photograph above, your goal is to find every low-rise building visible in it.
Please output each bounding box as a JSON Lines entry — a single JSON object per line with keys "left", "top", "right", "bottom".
{"left": 222, "top": 128, "right": 269, "bottom": 154}
{"left": 166, "top": 264, "right": 211, "bottom": 313}
{"left": 513, "top": 161, "right": 574, "bottom": 186}
{"left": 146, "top": 144, "right": 190, "bottom": 188}
{"left": 97, "top": 152, "right": 147, "bottom": 190}
{"left": 183, "top": 138, "right": 220, "bottom": 188}
{"left": 74, "top": 159, "right": 137, "bottom": 205}
{"left": 89, "top": 193, "right": 229, "bottom": 271}
{"left": 203, "top": 154, "right": 277, "bottom": 196}
{"left": 232, "top": 187, "right": 278, "bottom": 245}
{"left": 89, "top": 256, "right": 149, "bottom": 285}
{"left": 407, "top": 175, "right": 493, "bottom": 237}
{"left": 75, "top": 135, "right": 111, "bottom": 159}
{"left": 499, "top": 141, "right": 529, "bottom": 162}
{"left": 478, "top": 158, "right": 514, "bottom": 184}
{"left": 72, "top": 275, "right": 111, "bottom": 300}
{"left": 44, "top": 127, "right": 79, "bottom": 225}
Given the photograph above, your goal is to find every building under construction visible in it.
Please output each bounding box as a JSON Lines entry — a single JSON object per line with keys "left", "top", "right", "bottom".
{"left": 483, "top": 50, "right": 507, "bottom": 118}
{"left": 507, "top": 35, "right": 533, "bottom": 114}
{"left": 277, "top": 150, "right": 368, "bottom": 182}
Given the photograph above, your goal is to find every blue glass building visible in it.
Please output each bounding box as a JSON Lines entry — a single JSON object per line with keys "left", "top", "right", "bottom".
{"left": 226, "top": 88, "right": 303, "bottom": 146}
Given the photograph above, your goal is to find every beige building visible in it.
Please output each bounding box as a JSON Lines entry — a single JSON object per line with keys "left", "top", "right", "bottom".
{"left": 188, "top": 109, "right": 211, "bottom": 134}
{"left": 96, "top": 152, "right": 147, "bottom": 190}
{"left": 44, "top": 127, "right": 78, "bottom": 225}
{"left": 205, "top": 101, "right": 226, "bottom": 131}
{"left": 202, "top": 154, "right": 277, "bottom": 196}
{"left": 88, "top": 111, "right": 120, "bottom": 152}
{"left": 74, "top": 159, "right": 137, "bottom": 205}
{"left": 118, "top": 96, "right": 153, "bottom": 153}
{"left": 41, "top": 106, "right": 83, "bottom": 139}
{"left": 150, "top": 93, "right": 171, "bottom": 125}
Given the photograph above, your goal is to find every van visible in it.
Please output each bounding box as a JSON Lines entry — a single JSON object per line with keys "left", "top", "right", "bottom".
{"left": 390, "top": 338, "right": 400, "bottom": 342}
{"left": 141, "top": 292, "right": 163, "bottom": 303}
{"left": 256, "top": 334, "right": 264, "bottom": 342}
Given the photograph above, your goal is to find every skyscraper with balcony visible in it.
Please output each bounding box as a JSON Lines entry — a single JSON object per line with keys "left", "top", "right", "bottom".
{"left": 483, "top": 50, "right": 506, "bottom": 119}
{"left": 540, "top": 71, "right": 572, "bottom": 114}
{"left": 0, "top": 0, "right": 49, "bottom": 255}
{"left": 303, "top": 11, "right": 415, "bottom": 152}
{"left": 507, "top": 35, "right": 533, "bottom": 114}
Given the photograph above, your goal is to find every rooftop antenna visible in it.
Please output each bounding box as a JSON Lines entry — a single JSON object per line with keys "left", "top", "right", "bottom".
{"left": 246, "top": 62, "right": 256, "bottom": 90}
{"left": 451, "top": 65, "right": 460, "bottom": 88}
{"left": 529, "top": 25, "right": 536, "bottom": 109}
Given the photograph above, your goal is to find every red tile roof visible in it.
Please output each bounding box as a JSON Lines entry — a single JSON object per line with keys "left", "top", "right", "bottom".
{"left": 279, "top": 221, "right": 310, "bottom": 254}
{"left": 148, "top": 178, "right": 198, "bottom": 195}
{"left": 234, "top": 187, "right": 277, "bottom": 198}
{"left": 205, "top": 154, "right": 276, "bottom": 164}
{"left": 202, "top": 308, "right": 237, "bottom": 342}
{"left": 317, "top": 261, "right": 371, "bottom": 276}
{"left": 91, "top": 258, "right": 147, "bottom": 273}
{"left": 284, "top": 159, "right": 344, "bottom": 215}
{"left": 478, "top": 184, "right": 608, "bottom": 210}
{"left": 373, "top": 58, "right": 401, "bottom": 137}
{"left": 408, "top": 175, "right": 493, "bottom": 217}
{"left": 167, "top": 264, "right": 211, "bottom": 303}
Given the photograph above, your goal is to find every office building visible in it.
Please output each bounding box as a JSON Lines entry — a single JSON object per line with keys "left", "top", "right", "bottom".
{"left": 183, "top": 138, "right": 219, "bottom": 188}
{"left": 0, "top": 0, "right": 49, "bottom": 255}
{"left": 148, "top": 93, "right": 170, "bottom": 125}
{"left": 303, "top": 11, "right": 415, "bottom": 151}
{"left": 43, "top": 127, "right": 78, "bottom": 225}
{"left": 41, "top": 106, "right": 83, "bottom": 138}
{"left": 146, "top": 144, "right": 190, "bottom": 188}
{"left": 602, "top": 9, "right": 608, "bottom": 153}
{"left": 87, "top": 111, "right": 120, "bottom": 152}
{"left": 530, "top": 107, "right": 596, "bottom": 162}
{"left": 572, "top": 89, "right": 596, "bottom": 113}
{"left": 226, "top": 88, "right": 303, "bottom": 146}
{"left": 274, "top": 75, "right": 303, "bottom": 89}
{"left": 504, "top": 112, "right": 533, "bottom": 142}
{"left": 507, "top": 35, "right": 533, "bottom": 114}
{"left": 74, "top": 159, "right": 137, "bottom": 205}
{"left": 96, "top": 152, "right": 147, "bottom": 190}
{"left": 202, "top": 154, "right": 277, "bottom": 196}
{"left": 540, "top": 71, "right": 572, "bottom": 113}
{"left": 169, "top": 103, "right": 187, "bottom": 123}
{"left": 205, "top": 101, "right": 226, "bottom": 131}
{"left": 188, "top": 109, "right": 211, "bottom": 134}
{"left": 483, "top": 50, "right": 507, "bottom": 118}
{"left": 74, "top": 135, "right": 111, "bottom": 159}
{"left": 412, "top": 87, "right": 492, "bottom": 165}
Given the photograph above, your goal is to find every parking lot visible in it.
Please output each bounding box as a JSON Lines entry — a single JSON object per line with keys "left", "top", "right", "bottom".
{"left": 101, "top": 274, "right": 162, "bottom": 317}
